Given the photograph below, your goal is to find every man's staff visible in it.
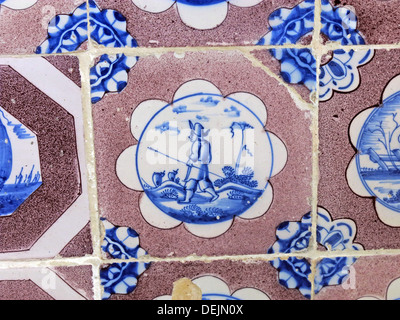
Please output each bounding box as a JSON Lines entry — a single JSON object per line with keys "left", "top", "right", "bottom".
{"left": 146, "top": 147, "right": 224, "bottom": 179}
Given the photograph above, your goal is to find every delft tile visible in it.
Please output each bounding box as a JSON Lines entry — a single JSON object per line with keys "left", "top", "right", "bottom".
{"left": 89, "top": 0, "right": 313, "bottom": 47}
{"left": 251, "top": 48, "right": 317, "bottom": 103}
{"left": 267, "top": 207, "right": 362, "bottom": 299}
{"left": 99, "top": 259, "right": 307, "bottom": 300}
{"left": 252, "top": 0, "right": 382, "bottom": 104}
{"left": 0, "top": 55, "right": 92, "bottom": 259}
{"left": 0, "top": 0, "right": 88, "bottom": 55}
{"left": 92, "top": 50, "right": 313, "bottom": 258}
{"left": 315, "top": 255, "right": 400, "bottom": 300}
{"left": 251, "top": 0, "right": 318, "bottom": 104}
{"left": 252, "top": 41, "right": 373, "bottom": 104}
{"left": 319, "top": 48, "right": 400, "bottom": 249}
{"left": 322, "top": 0, "right": 400, "bottom": 45}
{"left": 0, "top": 265, "right": 93, "bottom": 300}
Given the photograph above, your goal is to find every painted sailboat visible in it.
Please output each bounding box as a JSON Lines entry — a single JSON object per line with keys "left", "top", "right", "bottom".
{"left": 0, "top": 108, "right": 42, "bottom": 217}
{"left": 0, "top": 117, "right": 12, "bottom": 192}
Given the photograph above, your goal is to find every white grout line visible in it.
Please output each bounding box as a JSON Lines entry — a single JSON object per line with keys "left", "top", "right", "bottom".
{"left": 308, "top": 0, "right": 323, "bottom": 299}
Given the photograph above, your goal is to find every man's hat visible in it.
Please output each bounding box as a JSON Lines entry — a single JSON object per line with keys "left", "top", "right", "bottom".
{"left": 189, "top": 120, "right": 209, "bottom": 137}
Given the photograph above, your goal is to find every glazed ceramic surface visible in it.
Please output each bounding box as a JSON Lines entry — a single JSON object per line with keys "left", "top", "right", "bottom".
{"left": 0, "top": 0, "right": 399, "bottom": 301}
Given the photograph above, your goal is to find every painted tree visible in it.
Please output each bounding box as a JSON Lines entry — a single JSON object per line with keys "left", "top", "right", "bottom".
{"left": 368, "top": 113, "right": 400, "bottom": 171}
{"left": 230, "top": 121, "right": 254, "bottom": 174}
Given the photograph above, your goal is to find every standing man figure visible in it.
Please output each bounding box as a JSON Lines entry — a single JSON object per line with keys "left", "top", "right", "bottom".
{"left": 180, "top": 120, "right": 219, "bottom": 203}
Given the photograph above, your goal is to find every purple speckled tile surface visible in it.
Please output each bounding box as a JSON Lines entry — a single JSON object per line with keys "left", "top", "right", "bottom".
{"left": 91, "top": 0, "right": 306, "bottom": 47}
{"left": 325, "top": 0, "right": 400, "bottom": 45}
{"left": 0, "top": 266, "right": 93, "bottom": 300}
{"left": 315, "top": 255, "right": 400, "bottom": 300}
{"left": 0, "top": 0, "right": 400, "bottom": 302}
{"left": 92, "top": 50, "right": 312, "bottom": 258}
{"left": 0, "top": 0, "right": 88, "bottom": 55}
{"left": 103, "top": 260, "right": 307, "bottom": 300}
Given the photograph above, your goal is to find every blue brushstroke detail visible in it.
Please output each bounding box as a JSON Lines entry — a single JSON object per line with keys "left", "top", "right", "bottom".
{"left": 136, "top": 93, "right": 274, "bottom": 225}
{"left": 36, "top": 0, "right": 138, "bottom": 104}
{"left": 100, "top": 218, "right": 150, "bottom": 300}
{"left": 268, "top": 210, "right": 362, "bottom": 298}
{"left": 0, "top": 109, "right": 34, "bottom": 139}
{"left": 155, "top": 121, "right": 181, "bottom": 134}
{"left": 257, "top": 0, "right": 371, "bottom": 100}
{"left": 0, "top": 116, "right": 13, "bottom": 193}
{"left": 176, "top": 0, "right": 226, "bottom": 5}
{"left": 89, "top": 0, "right": 139, "bottom": 103}
{"left": 0, "top": 111, "right": 42, "bottom": 217}
{"left": 199, "top": 96, "right": 220, "bottom": 106}
{"left": 202, "top": 293, "right": 241, "bottom": 300}
{"left": 90, "top": 54, "right": 138, "bottom": 103}
{"left": 89, "top": 0, "right": 137, "bottom": 48}
{"left": 35, "top": 1, "right": 88, "bottom": 54}
{"left": 224, "top": 106, "right": 241, "bottom": 117}
{"left": 355, "top": 89, "right": 400, "bottom": 213}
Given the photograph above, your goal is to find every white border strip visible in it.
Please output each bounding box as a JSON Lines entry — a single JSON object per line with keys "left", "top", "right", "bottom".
{"left": 0, "top": 57, "right": 90, "bottom": 259}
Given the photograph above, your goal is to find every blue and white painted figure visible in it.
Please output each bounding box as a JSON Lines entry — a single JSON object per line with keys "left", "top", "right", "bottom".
{"left": 100, "top": 218, "right": 150, "bottom": 300}
{"left": 131, "top": 0, "right": 262, "bottom": 30}
{"left": 348, "top": 75, "right": 400, "bottom": 227}
{"left": 0, "top": 0, "right": 37, "bottom": 9}
{"left": 116, "top": 80, "right": 287, "bottom": 238}
{"left": 359, "top": 277, "right": 400, "bottom": 300}
{"left": 36, "top": 0, "right": 138, "bottom": 104}
{"left": 0, "top": 107, "right": 42, "bottom": 217}
{"left": 268, "top": 207, "right": 363, "bottom": 298}
{"left": 181, "top": 121, "right": 219, "bottom": 203}
{"left": 154, "top": 275, "right": 270, "bottom": 300}
{"left": 257, "top": 0, "right": 373, "bottom": 101}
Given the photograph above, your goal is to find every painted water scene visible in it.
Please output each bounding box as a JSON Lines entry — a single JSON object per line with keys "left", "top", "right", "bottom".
{"left": 136, "top": 93, "right": 274, "bottom": 224}
{"left": 357, "top": 90, "right": 400, "bottom": 211}
{"left": 0, "top": 107, "right": 42, "bottom": 217}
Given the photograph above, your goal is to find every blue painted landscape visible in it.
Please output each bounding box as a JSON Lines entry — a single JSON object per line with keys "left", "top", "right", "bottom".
{"left": 137, "top": 93, "right": 271, "bottom": 225}
{"left": 0, "top": 166, "right": 42, "bottom": 217}
{"left": 357, "top": 90, "right": 400, "bottom": 210}
{"left": 0, "top": 108, "right": 42, "bottom": 216}
{"left": 143, "top": 165, "right": 262, "bottom": 224}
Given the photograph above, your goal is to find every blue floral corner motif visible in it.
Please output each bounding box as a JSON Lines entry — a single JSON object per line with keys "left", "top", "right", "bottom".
{"left": 257, "top": 0, "right": 374, "bottom": 101}
{"left": 89, "top": 0, "right": 139, "bottom": 103}
{"left": 89, "top": 0, "right": 137, "bottom": 48}
{"left": 90, "top": 54, "right": 138, "bottom": 103}
{"left": 268, "top": 208, "right": 363, "bottom": 298}
{"left": 36, "top": 0, "right": 138, "bottom": 104}
{"left": 100, "top": 218, "right": 150, "bottom": 300}
{"left": 35, "top": 1, "right": 88, "bottom": 54}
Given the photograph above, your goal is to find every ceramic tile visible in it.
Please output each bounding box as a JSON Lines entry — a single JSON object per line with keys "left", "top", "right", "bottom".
{"left": 0, "top": 265, "right": 93, "bottom": 300}
{"left": 321, "top": 0, "right": 400, "bottom": 45}
{"left": 267, "top": 206, "right": 363, "bottom": 299}
{"left": 0, "top": 0, "right": 88, "bottom": 55}
{"left": 251, "top": 48, "right": 317, "bottom": 103}
{"left": 89, "top": 0, "right": 313, "bottom": 47}
{"left": 99, "top": 259, "right": 307, "bottom": 300}
{"left": 319, "top": 48, "right": 400, "bottom": 250}
{"left": 92, "top": 50, "right": 313, "bottom": 258}
{"left": 315, "top": 255, "right": 400, "bottom": 300}
{"left": 0, "top": 55, "right": 92, "bottom": 259}
{"left": 1, "top": 0, "right": 399, "bottom": 302}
